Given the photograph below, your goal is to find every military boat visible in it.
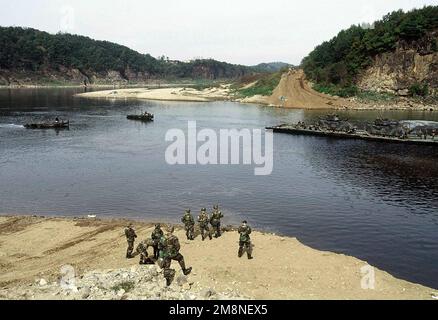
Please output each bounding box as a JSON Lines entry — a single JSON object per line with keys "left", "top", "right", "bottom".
{"left": 24, "top": 120, "right": 70, "bottom": 129}
{"left": 127, "top": 112, "right": 154, "bottom": 122}
{"left": 316, "top": 114, "right": 356, "bottom": 133}
{"left": 267, "top": 116, "right": 438, "bottom": 146}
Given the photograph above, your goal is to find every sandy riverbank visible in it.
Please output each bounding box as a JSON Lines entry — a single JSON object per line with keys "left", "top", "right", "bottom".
{"left": 75, "top": 70, "right": 437, "bottom": 111}
{"left": 0, "top": 215, "right": 435, "bottom": 300}
{"left": 76, "top": 86, "right": 233, "bottom": 102}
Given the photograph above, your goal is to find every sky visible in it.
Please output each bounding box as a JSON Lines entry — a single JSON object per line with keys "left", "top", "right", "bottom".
{"left": 0, "top": 0, "right": 436, "bottom": 65}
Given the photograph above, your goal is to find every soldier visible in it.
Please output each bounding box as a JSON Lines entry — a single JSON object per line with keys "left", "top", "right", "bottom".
{"left": 124, "top": 223, "right": 137, "bottom": 259}
{"left": 181, "top": 209, "right": 195, "bottom": 240}
{"left": 160, "top": 225, "right": 192, "bottom": 286}
{"left": 210, "top": 205, "right": 224, "bottom": 238}
{"left": 197, "top": 208, "right": 212, "bottom": 241}
{"left": 136, "top": 238, "right": 155, "bottom": 265}
{"left": 151, "top": 224, "right": 164, "bottom": 259}
{"left": 238, "top": 220, "right": 253, "bottom": 260}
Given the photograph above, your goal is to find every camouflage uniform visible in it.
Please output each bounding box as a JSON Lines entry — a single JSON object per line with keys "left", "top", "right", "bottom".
{"left": 159, "top": 225, "right": 192, "bottom": 286}
{"left": 136, "top": 238, "right": 155, "bottom": 265}
{"left": 181, "top": 210, "right": 195, "bottom": 240}
{"left": 197, "top": 208, "right": 212, "bottom": 241}
{"left": 124, "top": 224, "right": 137, "bottom": 259}
{"left": 210, "top": 206, "right": 224, "bottom": 238}
{"left": 238, "top": 222, "right": 253, "bottom": 260}
{"left": 151, "top": 224, "right": 164, "bottom": 259}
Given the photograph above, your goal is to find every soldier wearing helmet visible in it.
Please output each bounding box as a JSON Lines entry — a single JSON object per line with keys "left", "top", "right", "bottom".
{"left": 181, "top": 209, "right": 195, "bottom": 240}
{"left": 198, "top": 208, "right": 212, "bottom": 241}
{"left": 124, "top": 223, "right": 137, "bottom": 259}
{"left": 136, "top": 238, "right": 155, "bottom": 265}
{"left": 159, "top": 224, "right": 192, "bottom": 286}
{"left": 151, "top": 224, "right": 164, "bottom": 259}
{"left": 238, "top": 220, "right": 253, "bottom": 260}
{"left": 210, "top": 205, "right": 224, "bottom": 238}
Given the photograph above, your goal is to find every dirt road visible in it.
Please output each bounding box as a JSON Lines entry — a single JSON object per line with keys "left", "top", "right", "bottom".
{"left": 266, "top": 69, "right": 352, "bottom": 109}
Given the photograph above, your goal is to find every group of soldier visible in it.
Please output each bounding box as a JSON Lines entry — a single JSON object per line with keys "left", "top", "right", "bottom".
{"left": 181, "top": 205, "right": 223, "bottom": 241}
{"left": 124, "top": 205, "right": 253, "bottom": 286}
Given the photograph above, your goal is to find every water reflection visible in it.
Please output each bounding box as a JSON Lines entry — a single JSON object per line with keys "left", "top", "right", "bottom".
{"left": 0, "top": 88, "right": 437, "bottom": 289}
{"left": 296, "top": 137, "right": 438, "bottom": 215}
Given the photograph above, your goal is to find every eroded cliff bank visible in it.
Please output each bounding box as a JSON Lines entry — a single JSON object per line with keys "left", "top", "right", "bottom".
{"left": 358, "top": 31, "right": 438, "bottom": 96}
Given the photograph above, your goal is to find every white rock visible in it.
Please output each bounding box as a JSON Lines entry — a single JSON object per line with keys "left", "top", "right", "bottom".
{"left": 81, "top": 287, "right": 91, "bottom": 299}
{"left": 8, "top": 264, "right": 249, "bottom": 301}
{"left": 176, "top": 275, "right": 188, "bottom": 286}
{"left": 200, "top": 288, "right": 216, "bottom": 299}
{"left": 182, "top": 283, "right": 191, "bottom": 291}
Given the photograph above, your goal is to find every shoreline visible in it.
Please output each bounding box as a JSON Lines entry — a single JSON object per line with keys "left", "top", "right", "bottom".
{"left": 74, "top": 85, "right": 437, "bottom": 112}
{"left": 0, "top": 215, "right": 436, "bottom": 300}
{"left": 75, "top": 86, "right": 233, "bottom": 103}
{"left": 0, "top": 83, "right": 198, "bottom": 90}
{"left": 2, "top": 74, "right": 436, "bottom": 111}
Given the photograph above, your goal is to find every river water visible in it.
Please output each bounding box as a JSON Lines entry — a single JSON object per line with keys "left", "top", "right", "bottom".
{"left": 0, "top": 87, "right": 437, "bottom": 289}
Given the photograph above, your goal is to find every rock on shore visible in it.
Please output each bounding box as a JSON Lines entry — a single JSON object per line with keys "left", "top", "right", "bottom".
{"left": 0, "top": 265, "right": 246, "bottom": 300}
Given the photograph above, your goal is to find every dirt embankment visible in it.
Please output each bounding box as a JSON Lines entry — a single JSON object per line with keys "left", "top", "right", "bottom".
{"left": 241, "top": 69, "right": 437, "bottom": 110}
{"left": 0, "top": 216, "right": 435, "bottom": 300}
{"left": 270, "top": 69, "right": 352, "bottom": 108}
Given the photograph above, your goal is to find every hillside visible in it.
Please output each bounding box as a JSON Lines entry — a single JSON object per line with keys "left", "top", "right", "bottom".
{"left": 0, "top": 27, "right": 252, "bottom": 86}
{"left": 251, "top": 62, "right": 293, "bottom": 73}
{"left": 302, "top": 6, "right": 438, "bottom": 98}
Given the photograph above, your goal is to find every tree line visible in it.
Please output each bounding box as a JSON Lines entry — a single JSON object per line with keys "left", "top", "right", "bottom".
{"left": 0, "top": 26, "right": 251, "bottom": 80}
{"left": 301, "top": 6, "right": 438, "bottom": 97}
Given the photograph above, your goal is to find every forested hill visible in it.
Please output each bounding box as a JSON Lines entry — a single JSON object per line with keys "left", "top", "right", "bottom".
{"left": 302, "top": 6, "right": 438, "bottom": 97}
{"left": 251, "top": 62, "right": 293, "bottom": 73}
{"left": 0, "top": 27, "right": 252, "bottom": 85}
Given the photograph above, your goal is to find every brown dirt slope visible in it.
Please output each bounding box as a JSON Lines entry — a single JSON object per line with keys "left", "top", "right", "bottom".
{"left": 267, "top": 69, "right": 352, "bottom": 109}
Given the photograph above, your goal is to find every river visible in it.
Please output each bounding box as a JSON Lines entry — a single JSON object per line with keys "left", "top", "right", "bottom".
{"left": 0, "top": 87, "right": 437, "bottom": 289}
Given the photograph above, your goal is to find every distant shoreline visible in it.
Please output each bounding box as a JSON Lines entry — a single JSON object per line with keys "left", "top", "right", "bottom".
{"left": 0, "top": 83, "right": 198, "bottom": 90}
{"left": 0, "top": 214, "right": 435, "bottom": 299}
{"left": 75, "top": 86, "right": 438, "bottom": 111}
{"left": 72, "top": 70, "right": 438, "bottom": 111}
{"left": 75, "top": 86, "right": 234, "bottom": 103}
{"left": 2, "top": 79, "right": 436, "bottom": 111}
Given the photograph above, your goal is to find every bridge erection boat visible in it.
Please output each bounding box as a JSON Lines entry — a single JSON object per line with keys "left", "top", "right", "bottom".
{"left": 24, "top": 120, "right": 70, "bottom": 130}
{"left": 267, "top": 115, "right": 438, "bottom": 146}
{"left": 127, "top": 112, "right": 154, "bottom": 122}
